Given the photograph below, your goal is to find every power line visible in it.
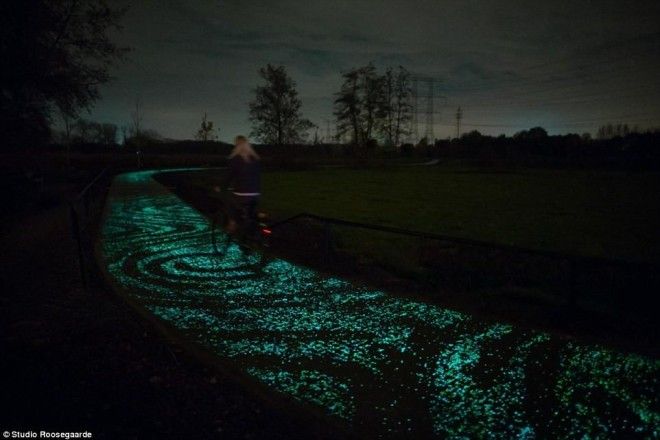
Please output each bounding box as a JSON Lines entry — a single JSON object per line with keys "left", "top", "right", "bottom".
{"left": 312, "top": 78, "right": 659, "bottom": 112}
{"left": 410, "top": 75, "right": 445, "bottom": 143}
{"left": 455, "top": 107, "right": 462, "bottom": 138}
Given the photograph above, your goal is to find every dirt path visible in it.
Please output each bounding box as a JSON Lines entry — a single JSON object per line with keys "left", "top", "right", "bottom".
{"left": 98, "top": 169, "right": 660, "bottom": 439}
{"left": 0, "top": 191, "right": 326, "bottom": 439}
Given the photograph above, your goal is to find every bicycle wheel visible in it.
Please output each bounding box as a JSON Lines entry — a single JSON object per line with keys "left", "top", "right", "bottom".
{"left": 211, "top": 208, "right": 230, "bottom": 255}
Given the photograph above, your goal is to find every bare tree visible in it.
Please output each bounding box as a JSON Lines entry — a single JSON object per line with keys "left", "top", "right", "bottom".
{"left": 73, "top": 118, "right": 95, "bottom": 143}
{"left": 249, "top": 64, "right": 313, "bottom": 146}
{"left": 100, "top": 123, "right": 118, "bottom": 145}
{"left": 378, "top": 67, "right": 412, "bottom": 146}
{"left": 379, "top": 68, "right": 396, "bottom": 146}
{"left": 334, "top": 68, "right": 361, "bottom": 145}
{"left": 130, "top": 98, "right": 143, "bottom": 138}
{"left": 334, "top": 63, "right": 383, "bottom": 147}
{"left": 61, "top": 111, "right": 74, "bottom": 143}
{"left": 312, "top": 125, "right": 320, "bottom": 145}
{"left": 391, "top": 66, "right": 413, "bottom": 146}
{"left": 195, "top": 112, "right": 217, "bottom": 142}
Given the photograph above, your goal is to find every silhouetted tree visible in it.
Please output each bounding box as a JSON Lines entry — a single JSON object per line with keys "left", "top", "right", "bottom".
{"left": 249, "top": 64, "right": 313, "bottom": 146}
{"left": 0, "top": 0, "right": 129, "bottom": 149}
{"left": 378, "top": 66, "right": 412, "bottom": 146}
{"left": 461, "top": 130, "right": 484, "bottom": 142}
{"left": 514, "top": 126, "right": 548, "bottom": 140}
{"left": 528, "top": 126, "right": 548, "bottom": 139}
{"left": 334, "top": 68, "right": 361, "bottom": 145}
{"left": 597, "top": 122, "right": 639, "bottom": 139}
{"left": 129, "top": 98, "right": 143, "bottom": 138}
{"left": 60, "top": 111, "right": 74, "bottom": 144}
{"left": 60, "top": 110, "right": 75, "bottom": 164}
{"left": 606, "top": 123, "right": 614, "bottom": 138}
{"left": 334, "top": 63, "right": 383, "bottom": 147}
{"left": 195, "top": 112, "right": 217, "bottom": 142}
{"left": 72, "top": 119, "right": 114, "bottom": 144}
{"left": 312, "top": 125, "right": 321, "bottom": 145}
{"left": 141, "top": 129, "right": 162, "bottom": 142}
{"left": 73, "top": 118, "right": 96, "bottom": 143}
{"left": 100, "top": 123, "right": 117, "bottom": 145}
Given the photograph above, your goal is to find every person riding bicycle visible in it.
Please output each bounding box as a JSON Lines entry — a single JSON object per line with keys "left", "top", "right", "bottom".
{"left": 224, "top": 135, "right": 260, "bottom": 236}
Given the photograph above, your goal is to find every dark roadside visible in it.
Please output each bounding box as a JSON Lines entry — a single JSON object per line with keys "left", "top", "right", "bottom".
{"left": 0, "top": 168, "right": 336, "bottom": 440}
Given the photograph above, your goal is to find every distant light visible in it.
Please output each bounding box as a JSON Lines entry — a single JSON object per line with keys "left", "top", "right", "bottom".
{"left": 262, "top": 228, "right": 272, "bottom": 235}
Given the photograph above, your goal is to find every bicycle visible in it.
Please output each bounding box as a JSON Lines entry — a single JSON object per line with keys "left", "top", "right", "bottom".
{"left": 210, "top": 189, "right": 271, "bottom": 255}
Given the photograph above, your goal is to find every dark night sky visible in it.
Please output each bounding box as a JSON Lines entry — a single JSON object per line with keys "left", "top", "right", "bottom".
{"left": 89, "top": 0, "right": 660, "bottom": 141}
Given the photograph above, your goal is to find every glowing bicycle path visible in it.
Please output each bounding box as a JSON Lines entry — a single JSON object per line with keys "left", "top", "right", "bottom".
{"left": 100, "top": 170, "right": 659, "bottom": 439}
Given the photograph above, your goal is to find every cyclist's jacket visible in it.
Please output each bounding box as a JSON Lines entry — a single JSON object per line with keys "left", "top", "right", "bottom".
{"left": 226, "top": 156, "right": 260, "bottom": 196}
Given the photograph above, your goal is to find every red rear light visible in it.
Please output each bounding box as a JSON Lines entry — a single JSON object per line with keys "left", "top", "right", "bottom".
{"left": 262, "top": 228, "right": 272, "bottom": 235}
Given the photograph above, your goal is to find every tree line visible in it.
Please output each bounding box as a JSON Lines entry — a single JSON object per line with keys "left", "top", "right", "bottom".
{"left": 247, "top": 63, "right": 413, "bottom": 148}
{"left": 2, "top": 0, "right": 656, "bottom": 170}
{"left": 423, "top": 126, "right": 660, "bottom": 169}
{"left": 333, "top": 64, "right": 412, "bottom": 148}
{"left": 57, "top": 118, "right": 118, "bottom": 145}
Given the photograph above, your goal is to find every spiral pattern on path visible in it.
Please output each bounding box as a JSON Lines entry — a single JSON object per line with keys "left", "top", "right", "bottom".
{"left": 100, "top": 170, "right": 660, "bottom": 439}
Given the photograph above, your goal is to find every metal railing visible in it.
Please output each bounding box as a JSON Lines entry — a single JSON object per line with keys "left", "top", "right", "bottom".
{"left": 269, "top": 212, "right": 659, "bottom": 312}
{"left": 69, "top": 168, "right": 112, "bottom": 291}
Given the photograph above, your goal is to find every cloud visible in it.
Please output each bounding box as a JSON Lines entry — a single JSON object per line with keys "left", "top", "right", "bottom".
{"left": 89, "top": 0, "right": 660, "bottom": 139}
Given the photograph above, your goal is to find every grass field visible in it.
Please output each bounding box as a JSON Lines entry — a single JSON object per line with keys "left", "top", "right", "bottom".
{"left": 163, "top": 165, "right": 660, "bottom": 346}
{"left": 257, "top": 166, "right": 660, "bottom": 264}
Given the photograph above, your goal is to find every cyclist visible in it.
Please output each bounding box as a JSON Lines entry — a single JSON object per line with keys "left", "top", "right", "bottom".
{"left": 224, "top": 135, "right": 261, "bottom": 236}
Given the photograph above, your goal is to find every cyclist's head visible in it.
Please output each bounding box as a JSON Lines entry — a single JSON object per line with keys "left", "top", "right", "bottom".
{"left": 234, "top": 135, "right": 248, "bottom": 146}
{"left": 230, "top": 135, "right": 259, "bottom": 162}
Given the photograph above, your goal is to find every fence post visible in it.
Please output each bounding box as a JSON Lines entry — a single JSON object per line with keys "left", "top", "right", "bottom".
{"left": 69, "top": 203, "right": 88, "bottom": 290}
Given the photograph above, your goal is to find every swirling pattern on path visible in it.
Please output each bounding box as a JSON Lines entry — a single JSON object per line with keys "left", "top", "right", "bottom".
{"left": 100, "top": 170, "right": 659, "bottom": 439}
